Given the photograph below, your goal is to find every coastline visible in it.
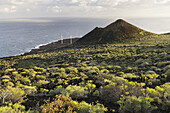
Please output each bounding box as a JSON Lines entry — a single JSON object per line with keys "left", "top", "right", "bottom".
{"left": 24, "top": 37, "right": 80, "bottom": 55}
{"left": 0, "top": 37, "right": 80, "bottom": 59}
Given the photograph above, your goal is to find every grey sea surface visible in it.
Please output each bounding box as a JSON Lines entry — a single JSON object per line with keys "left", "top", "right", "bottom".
{"left": 0, "top": 17, "right": 169, "bottom": 58}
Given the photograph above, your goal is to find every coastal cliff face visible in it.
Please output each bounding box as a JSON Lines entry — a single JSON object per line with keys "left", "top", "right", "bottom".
{"left": 26, "top": 38, "right": 79, "bottom": 54}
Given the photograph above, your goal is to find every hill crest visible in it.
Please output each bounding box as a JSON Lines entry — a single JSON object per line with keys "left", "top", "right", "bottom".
{"left": 75, "top": 19, "right": 156, "bottom": 45}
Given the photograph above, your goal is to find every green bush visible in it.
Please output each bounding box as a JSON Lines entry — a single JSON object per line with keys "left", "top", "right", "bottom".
{"left": 21, "top": 78, "right": 31, "bottom": 84}
{"left": 0, "top": 87, "right": 25, "bottom": 104}
{"left": 85, "top": 80, "right": 96, "bottom": 93}
{"left": 100, "top": 78, "right": 144, "bottom": 105}
{"left": 118, "top": 96, "right": 157, "bottom": 113}
{"left": 36, "top": 80, "right": 50, "bottom": 87}
{"left": 0, "top": 103, "right": 26, "bottom": 113}
{"left": 78, "top": 101, "right": 90, "bottom": 113}
{"left": 158, "top": 83, "right": 170, "bottom": 111}
{"left": 100, "top": 82, "right": 121, "bottom": 104}
{"left": 101, "top": 69, "right": 109, "bottom": 74}
{"left": 65, "top": 67, "right": 78, "bottom": 74}
{"left": 157, "top": 61, "right": 170, "bottom": 68}
{"left": 1, "top": 75, "right": 11, "bottom": 80}
{"left": 23, "top": 86, "right": 37, "bottom": 95}
{"left": 64, "top": 85, "right": 88, "bottom": 99}
{"left": 78, "top": 101, "right": 107, "bottom": 113}
{"left": 89, "top": 103, "right": 108, "bottom": 113}
{"left": 49, "top": 85, "right": 65, "bottom": 95}
{"left": 135, "top": 58, "right": 144, "bottom": 64}
{"left": 113, "top": 65, "right": 122, "bottom": 72}
{"left": 36, "top": 75, "right": 46, "bottom": 80}
{"left": 87, "top": 70, "right": 98, "bottom": 75}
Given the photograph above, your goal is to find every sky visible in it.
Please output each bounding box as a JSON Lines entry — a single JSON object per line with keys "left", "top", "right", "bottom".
{"left": 0, "top": 0, "right": 170, "bottom": 19}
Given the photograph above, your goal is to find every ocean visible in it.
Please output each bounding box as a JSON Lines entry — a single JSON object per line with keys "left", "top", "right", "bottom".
{"left": 0, "top": 17, "right": 170, "bottom": 58}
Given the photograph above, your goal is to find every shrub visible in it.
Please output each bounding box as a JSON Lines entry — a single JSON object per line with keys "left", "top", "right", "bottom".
{"left": 113, "top": 65, "right": 122, "bottom": 72}
{"left": 65, "top": 67, "right": 78, "bottom": 74}
{"left": 93, "top": 90, "right": 100, "bottom": 96}
{"left": 8, "top": 87, "right": 25, "bottom": 103}
{"left": 0, "top": 103, "right": 26, "bottom": 113}
{"left": 100, "top": 78, "right": 144, "bottom": 105}
{"left": 100, "top": 82, "right": 121, "bottom": 105}
{"left": 89, "top": 103, "right": 108, "bottom": 113}
{"left": 78, "top": 101, "right": 90, "bottom": 113}
{"left": 40, "top": 88, "right": 49, "bottom": 94}
{"left": 116, "top": 72, "right": 125, "bottom": 76}
{"left": 64, "top": 85, "right": 88, "bottom": 99}
{"left": 36, "top": 80, "right": 50, "bottom": 87}
{"left": 106, "top": 65, "right": 114, "bottom": 70}
{"left": 7, "top": 82, "right": 14, "bottom": 87}
{"left": 100, "top": 61, "right": 108, "bottom": 66}
{"left": 135, "top": 58, "right": 144, "bottom": 64}
{"left": 42, "top": 95, "right": 77, "bottom": 113}
{"left": 49, "top": 85, "right": 65, "bottom": 95}
{"left": 165, "top": 69, "right": 170, "bottom": 80}
{"left": 51, "top": 72, "right": 61, "bottom": 77}
{"left": 0, "top": 87, "right": 25, "bottom": 104}
{"left": 87, "top": 70, "right": 98, "bottom": 76}
{"left": 4, "top": 69, "right": 16, "bottom": 74}
{"left": 12, "top": 71, "right": 18, "bottom": 76}
{"left": 118, "top": 96, "right": 157, "bottom": 113}
{"left": 101, "top": 69, "right": 109, "bottom": 74}
{"left": 158, "top": 83, "right": 170, "bottom": 111}
{"left": 36, "top": 75, "right": 46, "bottom": 80}
{"left": 141, "top": 62, "right": 150, "bottom": 67}
{"left": 163, "top": 65, "right": 170, "bottom": 72}
{"left": 157, "top": 61, "right": 170, "bottom": 68}
{"left": 85, "top": 80, "right": 96, "bottom": 93}
{"left": 21, "top": 78, "right": 31, "bottom": 84}
{"left": 1, "top": 75, "right": 11, "bottom": 80}
{"left": 78, "top": 101, "right": 107, "bottom": 113}
{"left": 56, "top": 68, "right": 65, "bottom": 73}
{"left": 2, "top": 79, "right": 10, "bottom": 83}
{"left": 82, "top": 66, "right": 99, "bottom": 73}
{"left": 145, "top": 71, "right": 156, "bottom": 75}
{"left": 122, "top": 73, "right": 139, "bottom": 80}
{"left": 125, "top": 67, "right": 133, "bottom": 72}
{"left": 23, "top": 86, "right": 37, "bottom": 95}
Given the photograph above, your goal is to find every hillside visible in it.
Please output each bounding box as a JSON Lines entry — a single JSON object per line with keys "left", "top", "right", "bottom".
{"left": 0, "top": 20, "right": 169, "bottom": 113}
{"left": 75, "top": 19, "right": 157, "bottom": 45}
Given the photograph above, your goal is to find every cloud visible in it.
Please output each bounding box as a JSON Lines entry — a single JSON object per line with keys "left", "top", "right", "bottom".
{"left": 70, "top": 0, "right": 78, "bottom": 3}
{"left": 154, "top": 0, "right": 170, "bottom": 4}
{"left": 0, "top": 0, "right": 169, "bottom": 18}
{"left": 47, "top": 6, "right": 62, "bottom": 13}
{"left": 26, "top": 8, "right": 30, "bottom": 12}
{"left": 0, "top": 5, "right": 17, "bottom": 13}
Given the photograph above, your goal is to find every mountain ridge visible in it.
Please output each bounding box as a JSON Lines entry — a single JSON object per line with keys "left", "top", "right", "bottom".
{"left": 75, "top": 19, "right": 157, "bottom": 45}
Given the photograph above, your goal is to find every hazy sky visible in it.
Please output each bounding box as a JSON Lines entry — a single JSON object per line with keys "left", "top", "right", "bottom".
{"left": 0, "top": 0, "right": 170, "bottom": 19}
